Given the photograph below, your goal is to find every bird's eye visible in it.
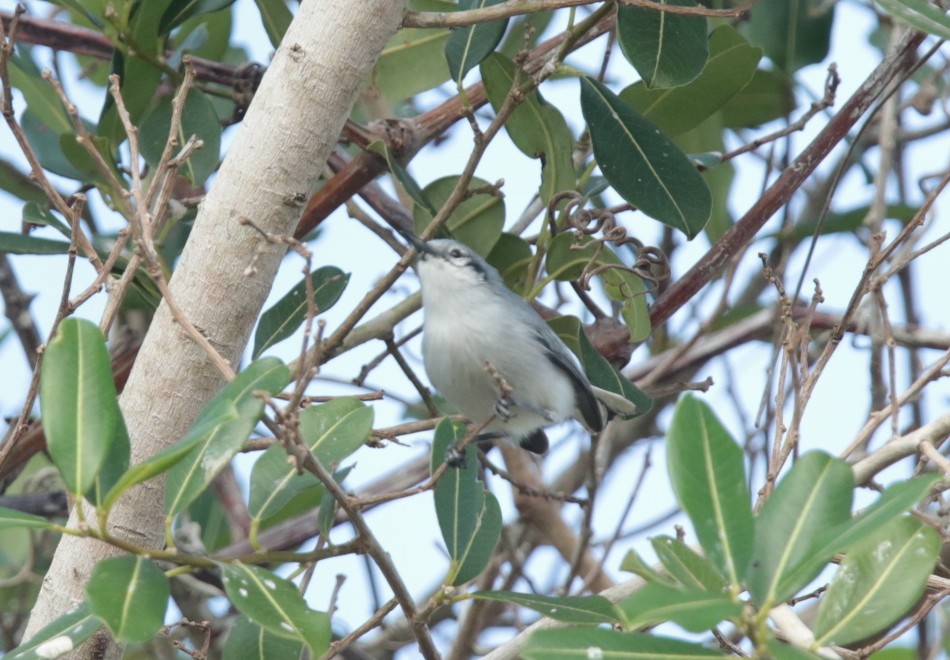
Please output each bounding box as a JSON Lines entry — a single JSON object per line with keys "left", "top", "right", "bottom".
{"left": 448, "top": 248, "right": 463, "bottom": 259}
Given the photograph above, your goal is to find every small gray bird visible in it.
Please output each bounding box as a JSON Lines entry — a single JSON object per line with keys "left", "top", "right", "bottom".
{"left": 403, "top": 233, "right": 631, "bottom": 454}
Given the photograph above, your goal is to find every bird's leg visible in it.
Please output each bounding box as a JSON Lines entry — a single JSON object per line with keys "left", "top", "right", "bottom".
{"left": 493, "top": 395, "right": 514, "bottom": 421}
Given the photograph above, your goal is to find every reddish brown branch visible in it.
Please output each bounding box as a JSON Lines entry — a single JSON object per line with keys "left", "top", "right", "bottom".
{"left": 648, "top": 30, "right": 929, "bottom": 329}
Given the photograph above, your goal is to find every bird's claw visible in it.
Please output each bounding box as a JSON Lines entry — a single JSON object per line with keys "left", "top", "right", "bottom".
{"left": 494, "top": 396, "right": 515, "bottom": 422}
{"left": 445, "top": 444, "right": 467, "bottom": 469}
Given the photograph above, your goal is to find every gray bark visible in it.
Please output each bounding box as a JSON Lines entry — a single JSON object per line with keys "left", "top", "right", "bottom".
{"left": 22, "top": 2, "right": 407, "bottom": 657}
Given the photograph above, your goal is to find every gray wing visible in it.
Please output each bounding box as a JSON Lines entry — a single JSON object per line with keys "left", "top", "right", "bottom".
{"left": 532, "top": 327, "right": 605, "bottom": 432}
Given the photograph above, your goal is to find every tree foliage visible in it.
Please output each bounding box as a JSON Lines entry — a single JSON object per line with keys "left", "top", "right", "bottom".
{"left": 0, "top": 0, "right": 949, "bottom": 658}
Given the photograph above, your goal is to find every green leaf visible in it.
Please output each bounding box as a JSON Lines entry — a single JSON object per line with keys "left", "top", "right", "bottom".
{"left": 367, "top": 139, "right": 436, "bottom": 215}
{"left": 139, "top": 88, "right": 222, "bottom": 186}
{"left": 87, "top": 556, "right": 170, "bottom": 643}
{"left": 165, "top": 358, "right": 291, "bottom": 515}
{"left": 40, "top": 319, "right": 121, "bottom": 496}
{"left": 618, "top": 582, "right": 741, "bottom": 633}
{"left": 876, "top": 0, "right": 950, "bottom": 40}
{"left": 431, "top": 418, "right": 501, "bottom": 585}
{"left": 20, "top": 110, "right": 89, "bottom": 182}
{"left": 159, "top": 0, "right": 236, "bottom": 34}
{"left": 620, "top": 547, "right": 675, "bottom": 585}
{"left": 522, "top": 628, "right": 728, "bottom": 659}
{"left": 767, "top": 641, "right": 827, "bottom": 660}
{"left": 719, "top": 68, "right": 795, "bottom": 129}
{"left": 749, "top": 451, "right": 854, "bottom": 608}
{"left": 102, "top": 406, "right": 236, "bottom": 512}
{"left": 480, "top": 53, "right": 575, "bottom": 203}
{"left": 667, "top": 395, "right": 753, "bottom": 585}
{"left": 548, "top": 315, "right": 652, "bottom": 416}
{"left": 221, "top": 563, "right": 331, "bottom": 654}
{"left": 776, "top": 473, "right": 940, "bottom": 600}
{"left": 651, "top": 536, "right": 727, "bottom": 592}
{"left": 814, "top": 517, "right": 939, "bottom": 646}
{"left": 249, "top": 398, "right": 372, "bottom": 523}
{"left": 8, "top": 48, "right": 73, "bottom": 135}
{"left": 0, "top": 506, "right": 53, "bottom": 530}
{"left": 22, "top": 201, "right": 70, "bottom": 236}
{"left": 252, "top": 266, "right": 349, "bottom": 359}
{"left": 253, "top": 0, "right": 293, "bottom": 47}
{"left": 446, "top": 0, "right": 508, "bottom": 85}
{"left": 741, "top": 0, "right": 835, "bottom": 73}
{"left": 470, "top": 591, "right": 621, "bottom": 624}
{"left": 621, "top": 25, "right": 762, "bottom": 136}
{"left": 486, "top": 232, "right": 533, "bottom": 292}
{"left": 544, "top": 232, "right": 599, "bottom": 281}
{"left": 0, "top": 230, "right": 72, "bottom": 256}
{"left": 223, "top": 615, "right": 304, "bottom": 660}
{"left": 580, "top": 77, "right": 711, "bottom": 238}
{"left": 413, "top": 175, "right": 505, "bottom": 256}
{"left": 616, "top": 0, "right": 709, "bottom": 88}
{"left": 372, "top": 1, "right": 455, "bottom": 100}
{"left": 85, "top": 414, "right": 131, "bottom": 508}
{"left": 5, "top": 602, "right": 102, "bottom": 660}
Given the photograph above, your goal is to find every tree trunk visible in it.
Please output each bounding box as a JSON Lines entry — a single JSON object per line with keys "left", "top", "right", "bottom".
{"left": 22, "top": 2, "right": 407, "bottom": 657}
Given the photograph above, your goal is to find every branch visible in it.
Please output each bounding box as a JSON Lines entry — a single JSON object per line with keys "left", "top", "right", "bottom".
{"left": 649, "top": 28, "right": 930, "bottom": 329}
{"left": 402, "top": 0, "right": 756, "bottom": 28}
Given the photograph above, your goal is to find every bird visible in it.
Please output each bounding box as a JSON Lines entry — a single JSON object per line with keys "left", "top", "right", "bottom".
{"left": 402, "top": 232, "right": 634, "bottom": 454}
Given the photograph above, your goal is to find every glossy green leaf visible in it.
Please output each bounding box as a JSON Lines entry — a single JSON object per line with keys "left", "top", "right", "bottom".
{"left": 22, "top": 201, "right": 69, "bottom": 236}
{"left": 544, "top": 231, "right": 599, "bottom": 281}
{"left": 254, "top": 0, "right": 293, "bottom": 47}
{"left": 87, "top": 556, "right": 170, "bottom": 643}
{"left": 618, "top": 582, "right": 741, "bottom": 633}
{"left": 580, "top": 77, "right": 711, "bottom": 238}
{"left": 481, "top": 53, "right": 575, "bottom": 203}
{"left": 20, "top": 110, "right": 88, "bottom": 182}
{"left": 667, "top": 395, "right": 753, "bottom": 585}
{"left": 367, "top": 139, "right": 436, "bottom": 215}
{"left": 720, "top": 68, "right": 795, "bottom": 128}
{"left": 621, "top": 25, "right": 762, "bottom": 136}
{"left": 619, "top": 547, "right": 676, "bottom": 585}
{"left": 776, "top": 473, "right": 940, "bottom": 600}
{"left": 471, "top": 591, "right": 621, "bottom": 624}
{"left": 876, "top": 0, "right": 950, "bottom": 39}
{"left": 0, "top": 231, "right": 72, "bottom": 256}
{"left": 5, "top": 602, "right": 102, "bottom": 660}
{"left": 741, "top": 0, "right": 835, "bottom": 73}
{"left": 223, "top": 615, "right": 304, "bottom": 660}
{"left": 597, "top": 245, "right": 651, "bottom": 344}
{"left": 651, "top": 536, "right": 727, "bottom": 592}
{"left": 814, "top": 516, "right": 939, "bottom": 646}
{"left": 0, "top": 507, "right": 53, "bottom": 530}
{"left": 85, "top": 414, "right": 131, "bottom": 508}
{"left": 431, "top": 418, "right": 501, "bottom": 585}
{"left": 159, "top": 0, "right": 236, "bottom": 34}
{"left": 749, "top": 451, "right": 853, "bottom": 608}
{"left": 166, "top": 358, "right": 291, "bottom": 515}
{"left": 413, "top": 175, "right": 505, "bottom": 256}
{"left": 252, "top": 266, "right": 349, "bottom": 358}
{"left": 486, "top": 232, "right": 533, "bottom": 292}
{"left": 616, "top": 0, "right": 708, "bottom": 88}
{"left": 372, "top": 0, "right": 455, "bottom": 100}
{"left": 446, "top": 0, "right": 508, "bottom": 85}
{"left": 40, "top": 319, "right": 121, "bottom": 496}
{"left": 102, "top": 404, "right": 237, "bottom": 512}
{"left": 221, "top": 563, "right": 331, "bottom": 654}
{"left": 522, "top": 628, "right": 728, "bottom": 659}
{"left": 139, "top": 88, "right": 222, "bottom": 186}
{"left": 549, "top": 315, "right": 652, "bottom": 415}
{"left": 249, "top": 398, "right": 372, "bottom": 523}
{"left": 8, "top": 48, "right": 73, "bottom": 135}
